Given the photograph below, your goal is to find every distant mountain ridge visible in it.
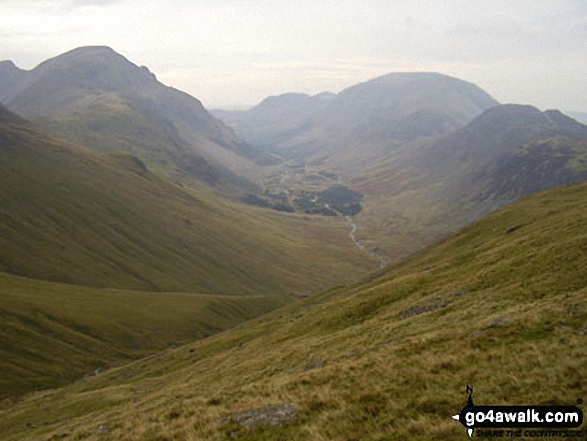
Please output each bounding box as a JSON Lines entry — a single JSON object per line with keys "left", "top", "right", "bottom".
{"left": 567, "top": 111, "right": 587, "bottom": 125}
{"left": 0, "top": 46, "right": 276, "bottom": 190}
{"left": 465, "top": 105, "right": 587, "bottom": 207}
{"left": 215, "top": 72, "right": 499, "bottom": 173}
{"left": 212, "top": 92, "right": 336, "bottom": 151}
{"left": 324, "top": 72, "right": 498, "bottom": 140}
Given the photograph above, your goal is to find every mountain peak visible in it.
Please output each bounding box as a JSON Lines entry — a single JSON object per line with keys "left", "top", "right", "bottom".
{"left": 66, "top": 45, "right": 116, "bottom": 54}
{"left": 313, "top": 92, "right": 336, "bottom": 101}
{"left": 357, "top": 71, "right": 479, "bottom": 88}
{"left": 0, "top": 46, "right": 272, "bottom": 184}
{"left": 37, "top": 45, "right": 129, "bottom": 69}
{"left": 51, "top": 45, "right": 119, "bottom": 60}
{"left": 22, "top": 45, "right": 161, "bottom": 96}
{"left": 377, "top": 71, "right": 453, "bottom": 81}
{"left": 544, "top": 109, "right": 586, "bottom": 129}
{"left": 478, "top": 103, "right": 542, "bottom": 119}
{"left": 430, "top": 103, "right": 587, "bottom": 169}
{"left": 258, "top": 93, "right": 311, "bottom": 107}
{"left": 341, "top": 72, "right": 499, "bottom": 109}
{"left": 0, "top": 60, "right": 24, "bottom": 79}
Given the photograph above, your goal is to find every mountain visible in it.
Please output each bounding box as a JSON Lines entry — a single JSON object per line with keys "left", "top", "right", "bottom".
{"left": 2, "top": 177, "right": 585, "bottom": 440}
{"left": 0, "top": 46, "right": 276, "bottom": 190}
{"left": 215, "top": 74, "right": 587, "bottom": 261}
{"left": 212, "top": 92, "right": 336, "bottom": 150}
{"left": 376, "top": 104, "right": 587, "bottom": 208}
{"left": 353, "top": 104, "right": 587, "bottom": 260}
{"left": 430, "top": 105, "right": 587, "bottom": 207}
{"left": 215, "top": 72, "right": 499, "bottom": 174}
{"left": 317, "top": 72, "right": 497, "bottom": 142}
{"left": 0, "top": 60, "right": 27, "bottom": 102}
{"left": 215, "top": 76, "right": 587, "bottom": 266}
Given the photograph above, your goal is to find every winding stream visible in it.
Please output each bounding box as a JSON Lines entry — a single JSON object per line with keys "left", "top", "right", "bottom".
{"left": 345, "top": 215, "right": 388, "bottom": 270}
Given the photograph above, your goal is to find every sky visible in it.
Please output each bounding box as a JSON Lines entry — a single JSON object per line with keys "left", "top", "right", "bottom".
{"left": 0, "top": 0, "right": 586, "bottom": 111}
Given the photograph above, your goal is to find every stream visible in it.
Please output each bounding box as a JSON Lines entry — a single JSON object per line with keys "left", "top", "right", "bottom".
{"left": 345, "top": 215, "right": 388, "bottom": 270}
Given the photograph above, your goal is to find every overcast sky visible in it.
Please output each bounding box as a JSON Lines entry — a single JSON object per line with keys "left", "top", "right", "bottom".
{"left": 1, "top": 0, "right": 586, "bottom": 111}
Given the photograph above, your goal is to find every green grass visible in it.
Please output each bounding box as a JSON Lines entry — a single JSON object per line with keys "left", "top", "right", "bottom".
{"left": 0, "top": 116, "right": 375, "bottom": 296}
{"left": 1, "top": 180, "right": 585, "bottom": 440}
{"left": 0, "top": 271, "right": 288, "bottom": 398}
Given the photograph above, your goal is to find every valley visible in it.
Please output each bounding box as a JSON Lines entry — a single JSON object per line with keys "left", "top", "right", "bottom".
{"left": 218, "top": 90, "right": 587, "bottom": 266}
{"left": 249, "top": 158, "right": 390, "bottom": 268}
{"left": 0, "top": 46, "right": 585, "bottom": 441}
{"left": 0, "top": 101, "right": 376, "bottom": 397}
{"left": 2, "top": 174, "right": 585, "bottom": 441}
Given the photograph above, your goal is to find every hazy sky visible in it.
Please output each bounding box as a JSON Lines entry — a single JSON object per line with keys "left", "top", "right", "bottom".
{"left": 1, "top": 0, "right": 586, "bottom": 110}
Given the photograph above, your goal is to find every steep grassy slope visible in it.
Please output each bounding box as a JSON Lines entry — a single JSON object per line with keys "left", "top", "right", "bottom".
{"left": 0, "top": 106, "right": 375, "bottom": 295}
{"left": 2, "top": 180, "right": 585, "bottom": 440}
{"left": 0, "top": 272, "right": 288, "bottom": 397}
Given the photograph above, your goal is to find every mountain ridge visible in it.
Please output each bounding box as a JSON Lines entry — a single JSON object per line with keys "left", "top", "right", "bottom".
{"left": 352, "top": 103, "right": 587, "bottom": 261}
{"left": 0, "top": 46, "right": 277, "bottom": 190}
{"left": 214, "top": 71, "right": 500, "bottom": 174}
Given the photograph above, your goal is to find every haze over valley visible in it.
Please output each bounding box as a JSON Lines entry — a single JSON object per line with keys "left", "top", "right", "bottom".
{"left": 0, "top": 2, "right": 586, "bottom": 439}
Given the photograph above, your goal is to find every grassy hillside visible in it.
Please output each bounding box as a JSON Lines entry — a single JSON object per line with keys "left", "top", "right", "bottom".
{"left": 2, "top": 180, "right": 585, "bottom": 440}
{"left": 0, "top": 108, "right": 375, "bottom": 296}
{"left": 0, "top": 272, "right": 288, "bottom": 397}
{"left": 0, "top": 106, "right": 376, "bottom": 397}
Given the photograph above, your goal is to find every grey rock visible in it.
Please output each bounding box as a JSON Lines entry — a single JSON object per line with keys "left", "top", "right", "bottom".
{"left": 304, "top": 360, "right": 322, "bottom": 371}
{"left": 488, "top": 317, "right": 506, "bottom": 328}
{"left": 222, "top": 403, "right": 297, "bottom": 428}
{"left": 401, "top": 297, "right": 447, "bottom": 318}
{"left": 94, "top": 425, "right": 109, "bottom": 434}
{"left": 568, "top": 305, "right": 584, "bottom": 315}
{"left": 452, "top": 291, "right": 471, "bottom": 297}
